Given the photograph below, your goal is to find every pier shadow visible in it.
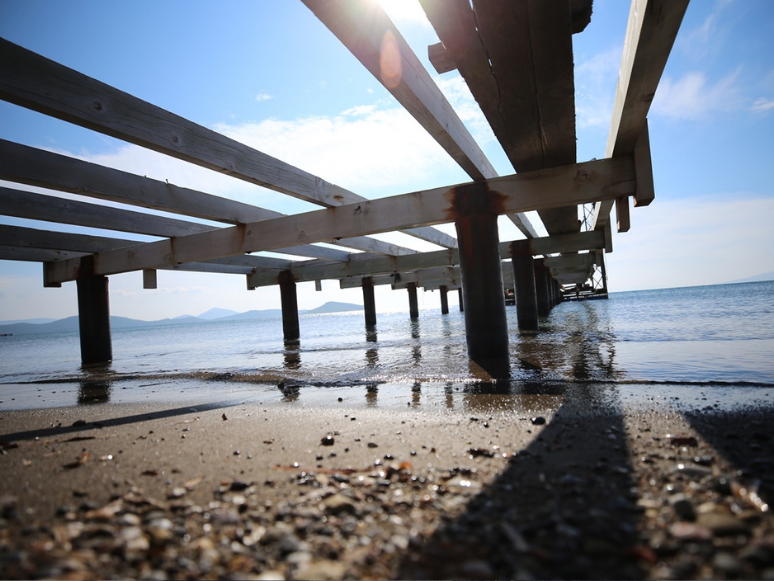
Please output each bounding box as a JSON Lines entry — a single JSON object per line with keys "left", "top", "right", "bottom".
{"left": 399, "top": 303, "right": 643, "bottom": 578}
{"left": 681, "top": 406, "right": 774, "bottom": 502}
{"left": 398, "top": 383, "right": 644, "bottom": 579}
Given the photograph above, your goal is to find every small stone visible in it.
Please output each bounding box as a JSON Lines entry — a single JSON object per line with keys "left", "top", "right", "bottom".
{"left": 322, "top": 493, "right": 358, "bottom": 516}
{"left": 697, "top": 512, "right": 750, "bottom": 536}
{"left": 713, "top": 552, "right": 743, "bottom": 575}
{"left": 321, "top": 435, "right": 335, "bottom": 446}
{"left": 295, "top": 559, "right": 347, "bottom": 580}
{"left": 531, "top": 416, "right": 546, "bottom": 425}
{"left": 367, "top": 442, "right": 378, "bottom": 448}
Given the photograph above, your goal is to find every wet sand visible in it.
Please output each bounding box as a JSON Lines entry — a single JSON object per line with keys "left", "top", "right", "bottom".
{"left": 1, "top": 382, "right": 774, "bottom": 579}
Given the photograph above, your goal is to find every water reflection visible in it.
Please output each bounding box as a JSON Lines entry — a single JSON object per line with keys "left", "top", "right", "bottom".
{"left": 411, "top": 381, "right": 421, "bottom": 407}
{"left": 365, "top": 383, "right": 378, "bottom": 407}
{"left": 78, "top": 379, "right": 112, "bottom": 405}
{"left": 78, "top": 364, "right": 113, "bottom": 404}
{"left": 283, "top": 340, "right": 301, "bottom": 370}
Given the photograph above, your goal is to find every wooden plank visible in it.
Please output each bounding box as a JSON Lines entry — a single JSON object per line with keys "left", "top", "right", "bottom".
{"left": 0, "top": 225, "right": 292, "bottom": 271}
{"left": 43, "top": 156, "right": 635, "bottom": 285}
{"left": 0, "top": 245, "right": 84, "bottom": 262}
{"left": 0, "top": 39, "right": 455, "bottom": 250}
{"left": 428, "top": 42, "right": 455, "bottom": 74}
{"left": 142, "top": 269, "right": 157, "bottom": 290}
{"left": 616, "top": 196, "right": 631, "bottom": 233}
{"left": 633, "top": 120, "right": 655, "bottom": 207}
{"left": 259, "top": 230, "right": 607, "bottom": 288}
{"left": 302, "top": 0, "right": 538, "bottom": 239}
{"left": 0, "top": 140, "right": 414, "bottom": 258}
{"left": 420, "top": 0, "right": 580, "bottom": 236}
{"left": 592, "top": 0, "right": 689, "bottom": 229}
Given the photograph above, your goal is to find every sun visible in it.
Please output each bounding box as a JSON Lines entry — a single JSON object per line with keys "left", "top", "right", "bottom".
{"left": 375, "top": 0, "right": 429, "bottom": 24}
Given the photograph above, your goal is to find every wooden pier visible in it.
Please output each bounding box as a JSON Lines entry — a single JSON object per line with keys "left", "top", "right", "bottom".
{"left": 0, "top": 0, "right": 688, "bottom": 377}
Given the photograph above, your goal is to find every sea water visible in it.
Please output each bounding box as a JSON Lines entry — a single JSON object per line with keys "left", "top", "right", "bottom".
{"left": 0, "top": 281, "right": 772, "bottom": 410}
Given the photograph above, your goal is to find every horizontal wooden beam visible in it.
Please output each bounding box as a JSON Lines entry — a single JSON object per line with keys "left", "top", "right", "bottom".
{"left": 592, "top": 0, "right": 689, "bottom": 230}
{"left": 0, "top": 140, "right": 412, "bottom": 258}
{"left": 302, "top": 0, "right": 538, "bottom": 239}
{"left": 255, "top": 229, "right": 607, "bottom": 289}
{"left": 0, "top": 39, "right": 454, "bottom": 249}
{"left": 0, "top": 225, "right": 294, "bottom": 272}
{"left": 44, "top": 156, "right": 634, "bottom": 285}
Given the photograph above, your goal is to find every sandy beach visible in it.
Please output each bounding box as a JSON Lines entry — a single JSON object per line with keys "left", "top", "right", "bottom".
{"left": 1, "top": 381, "right": 773, "bottom": 579}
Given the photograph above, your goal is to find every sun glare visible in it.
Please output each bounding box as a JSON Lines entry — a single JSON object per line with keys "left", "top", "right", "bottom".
{"left": 375, "top": 0, "right": 427, "bottom": 24}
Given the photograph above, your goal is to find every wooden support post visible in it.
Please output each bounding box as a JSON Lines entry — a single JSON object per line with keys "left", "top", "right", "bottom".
{"left": 598, "top": 249, "right": 609, "bottom": 297}
{"left": 142, "top": 269, "right": 157, "bottom": 290}
{"left": 555, "top": 279, "right": 564, "bottom": 303}
{"left": 278, "top": 270, "right": 300, "bottom": 341}
{"left": 547, "top": 274, "right": 556, "bottom": 308}
{"left": 455, "top": 209, "right": 509, "bottom": 378}
{"left": 510, "top": 240, "right": 539, "bottom": 331}
{"left": 407, "top": 282, "right": 419, "bottom": 319}
{"left": 76, "top": 257, "right": 112, "bottom": 365}
{"left": 362, "top": 276, "right": 377, "bottom": 327}
{"left": 315, "top": 280, "right": 322, "bottom": 291}
{"left": 439, "top": 285, "right": 449, "bottom": 315}
{"left": 458, "top": 288, "right": 464, "bottom": 312}
{"left": 533, "top": 258, "right": 551, "bottom": 317}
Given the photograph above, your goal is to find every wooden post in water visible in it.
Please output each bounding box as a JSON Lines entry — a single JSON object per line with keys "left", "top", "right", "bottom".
{"left": 362, "top": 276, "right": 377, "bottom": 327}
{"left": 511, "top": 240, "right": 539, "bottom": 330}
{"left": 458, "top": 288, "right": 464, "bottom": 312}
{"left": 76, "top": 256, "right": 112, "bottom": 365}
{"left": 407, "top": 282, "right": 419, "bottom": 319}
{"left": 454, "top": 186, "right": 509, "bottom": 378}
{"left": 533, "top": 258, "right": 551, "bottom": 317}
{"left": 278, "top": 270, "right": 300, "bottom": 341}
{"left": 439, "top": 285, "right": 449, "bottom": 315}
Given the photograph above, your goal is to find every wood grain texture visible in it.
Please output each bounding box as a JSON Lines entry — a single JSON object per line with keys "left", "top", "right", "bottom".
{"left": 44, "top": 157, "right": 632, "bottom": 285}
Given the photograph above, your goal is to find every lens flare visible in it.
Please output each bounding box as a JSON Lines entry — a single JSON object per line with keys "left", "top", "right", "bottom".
{"left": 380, "top": 30, "right": 402, "bottom": 89}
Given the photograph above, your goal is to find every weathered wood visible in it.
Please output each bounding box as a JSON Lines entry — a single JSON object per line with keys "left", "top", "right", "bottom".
{"left": 633, "top": 120, "right": 655, "bottom": 207}
{"left": 0, "top": 141, "right": 412, "bottom": 258}
{"left": 407, "top": 282, "right": 419, "bottom": 319}
{"left": 592, "top": 0, "right": 689, "bottom": 229}
{"left": 142, "top": 269, "right": 157, "bottom": 290}
{"left": 362, "top": 277, "right": 377, "bottom": 327}
{"left": 439, "top": 285, "right": 449, "bottom": 315}
{"left": 420, "top": 0, "right": 580, "bottom": 236}
{"left": 0, "top": 225, "right": 284, "bottom": 274}
{"left": 258, "top": 230, "right": 606, "bottom": 288}
{"left": 428, "top": 42, "right": 455, "bottom": 74}
{"left": 511, "top": 240, "right": 539, "bottom": 331}
{"left": 44, "top": 156, "right": 635, "bottom": 285}
{"left": 278, "top": 271, "right": 300, "bottom": 341}
{"left": 76, "top": 262, "right": 112, "bottom": 365}
{"left": 302, "top": 0, "right": 538, "bottom": 239}
{"left": 0, "top": 40, "right": 454, "bottom": 249}
{"left": 0, "top": 245, "right": 84, "bottom": 263}
{"left": 616, "top": 196, "right": 631, "bottom": 233}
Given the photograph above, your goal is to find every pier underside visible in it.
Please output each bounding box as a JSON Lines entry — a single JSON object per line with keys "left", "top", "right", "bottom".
{"left": 0, "top": 0, "right": 688, "bottom": 371}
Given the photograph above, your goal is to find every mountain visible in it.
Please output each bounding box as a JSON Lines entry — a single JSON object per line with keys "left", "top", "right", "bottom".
{"left": 198, "top": 307, "right": 239, "bottom": 320}
{"left": 727, "top": 271, "right": 774, "bottom": 284}
{"left": 304, "top": 301, "right": 363, "bottom": 315}
{"left": 0, "top": 303, "right": 363, "bottom": 336}
{"left": 0, "top": 317, "right": 57, "bottom": 325}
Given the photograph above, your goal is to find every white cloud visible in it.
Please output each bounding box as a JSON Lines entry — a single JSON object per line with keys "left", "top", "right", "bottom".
{"left": 213, "top": 103, "right": 464, "bottom": 197}
{"left": 574, "top": 46, "right": 621, "bottom": 129}
{"left": 606, "top": 194, "right": 774, "bottom": 291}
{"left": 255, "top": 92, "right": 273, "bottom": 102}
{"left": 751, "top": 97, "right": 774, "bottom": 113}
{"left": 651, "top": 71, "right": 741, "bottom": 120}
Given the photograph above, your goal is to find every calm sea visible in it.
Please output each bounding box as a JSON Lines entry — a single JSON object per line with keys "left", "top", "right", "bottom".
{"left": 1, "top": 281, "right": 773, "bottom": 410}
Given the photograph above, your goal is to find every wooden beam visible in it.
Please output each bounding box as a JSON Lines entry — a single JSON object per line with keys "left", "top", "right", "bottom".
{"left": 0, "top": 245, "right": 84, "bottom": 262}
{"left": 0, "top": 225, "right": 291, "bottom": 272}
{"left": 428, "top": 42, "right": 455, "bottom": 74}
{"left": 0, "top": 39, "right": 454, "bottom": 250}
{"left": 592, "top": 0, "right": 689, "bottom": 229}
{"left": 633, "top": 119, "right": 655, "bottom": 207}
{"left": 0, "top": 140, "right": 413, "bottom": 258}
{"left": 43, "top": 156, "right": 635, "bottom": 285}
{"left": 420, "top": 0, "right": 579, "bottom": 236}
{"left": 302, "top": 0, "right": 538, "bottom": 239}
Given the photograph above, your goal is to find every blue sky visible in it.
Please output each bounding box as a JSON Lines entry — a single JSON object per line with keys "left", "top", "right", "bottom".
{"left": 0, "top": 0, "right": 773, "bottom": 321}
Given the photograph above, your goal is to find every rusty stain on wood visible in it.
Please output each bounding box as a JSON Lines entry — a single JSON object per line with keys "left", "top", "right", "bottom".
{"left": 443, "top": 181, "right": 507, "bottom": 221}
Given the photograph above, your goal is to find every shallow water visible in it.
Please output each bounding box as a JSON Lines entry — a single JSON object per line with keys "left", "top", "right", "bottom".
{"left": 1, "top": 281, "right": 772, "bottom": 410}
